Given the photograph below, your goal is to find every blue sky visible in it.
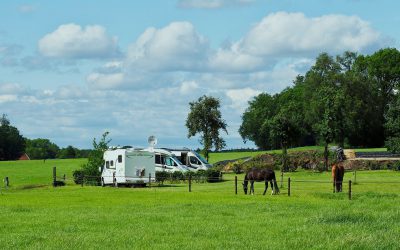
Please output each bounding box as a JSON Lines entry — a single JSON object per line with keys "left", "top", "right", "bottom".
{"left": 0, "top": 0, "right": 398, "bottom": 149}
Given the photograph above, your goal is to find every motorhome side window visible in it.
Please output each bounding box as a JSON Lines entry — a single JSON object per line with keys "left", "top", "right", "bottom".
{"left": 106, "top": 161, "right": 110, "bottom": 168}
{"left": 118, "top": 155, "right": 122, "bottom": 163}
{"left": 110, "top": 160, "right": 114, "bottom": 167}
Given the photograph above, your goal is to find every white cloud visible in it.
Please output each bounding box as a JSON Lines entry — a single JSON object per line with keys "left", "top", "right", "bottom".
{"left": 127, "top": 22, "right": 209, "bottom": 71}
{"left": 38, "top": 23, "right": 119, "bottom": 59}
{"left": 0, "top": 83, "right": 26, "bottom": 94}
{"left": 226, "top": 88, "right": 261, "bottom": 112}
{"left": 180, "top": 81, "right": 199, "bottom": 95}
{"left": 0, "top": 94, "right": 18, "bottom": 103}
{"left": 86, "top": 72, "right": 124, "bottom": 89}
{"left": 178, "top": 0, "right": 254, "bottom": 9}
{"left": 209, "top": 44, "right": 265, "bottom": 72}
{"left": 239, "top": 12, "right": 383, "bottom": 57}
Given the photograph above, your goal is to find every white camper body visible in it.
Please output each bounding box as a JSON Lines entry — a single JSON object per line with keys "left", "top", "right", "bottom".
{"left": 100, "top": 148, "right": 155, "bottom": 186}
{"left": 167, "top": 149, "right": 212, "bottom": 171}
{"left": 153, "top": 148, "right": 190, "bottom": 172}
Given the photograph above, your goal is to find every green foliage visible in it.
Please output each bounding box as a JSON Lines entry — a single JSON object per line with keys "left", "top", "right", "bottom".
{"left": 155, "top": 169, "right": 222, "bottom": 184}
{"left": 186, "top": 95, "right": 228, "bottom": 160}
{"left": 385, "top": 94, "right": 400, "bottom": 153}
{"left": 240, "top": 48, "right": 400, "bottom": 155}
{"left": 25, "top": 138, "right": 60, "bottom": 159}
{"left": 72, "top": 169, "right": 84, "bottom": 184}
{"left": 81, "top": 131, "right": 111, "bottom": 178}
{"left": 0, "top": 114, "right": 26, "bottom": 160}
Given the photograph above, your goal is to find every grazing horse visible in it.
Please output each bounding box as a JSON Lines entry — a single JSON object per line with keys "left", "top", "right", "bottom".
{"left": 243, "top": 168, "right": 280, "bottom": 195}
{"left": 332, "top": 163, "right": 345, "bottom": 192}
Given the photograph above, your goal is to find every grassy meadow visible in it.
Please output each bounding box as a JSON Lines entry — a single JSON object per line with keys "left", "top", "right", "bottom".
{"left": 0, "top": 156, "right": 399, "bottom": 249}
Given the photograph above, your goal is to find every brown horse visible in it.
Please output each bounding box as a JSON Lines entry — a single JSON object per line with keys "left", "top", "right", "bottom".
{"left": 243, "top": 168, "right": 280, "bottom": 195}
{"left": 332, "top": 163, "right": 345, "bottom": 192}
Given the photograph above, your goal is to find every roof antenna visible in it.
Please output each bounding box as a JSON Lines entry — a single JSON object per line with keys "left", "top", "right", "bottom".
{"left": 148, "top": 135, "right": 157, "bottom": 152}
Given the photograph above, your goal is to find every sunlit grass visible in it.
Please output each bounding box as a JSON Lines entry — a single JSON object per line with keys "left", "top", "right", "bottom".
{"left": 0, "top": 158, "right": 399, "bottom": 249}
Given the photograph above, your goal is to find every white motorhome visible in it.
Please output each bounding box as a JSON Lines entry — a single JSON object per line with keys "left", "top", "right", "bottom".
{"left": 166, "top": 148, "right": 212, "bottom": 171}
{"left": 100, "top": 148, "right": 155, "bottom": 187}
{"left": 153, "top": 148, "right": 190, "bottom": 172}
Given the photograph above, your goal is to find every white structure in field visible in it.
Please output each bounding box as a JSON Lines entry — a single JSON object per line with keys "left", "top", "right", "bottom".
{"left": 100, "top": 148, "right": 155, "bottom": 187}
{"left": 166, "top": 149, "right": 212, "bottom": 171}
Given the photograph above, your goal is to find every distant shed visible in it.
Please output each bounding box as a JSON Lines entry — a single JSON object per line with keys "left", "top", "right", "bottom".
{"left": 19, "top": 153, "right": 30, "bottom": 160}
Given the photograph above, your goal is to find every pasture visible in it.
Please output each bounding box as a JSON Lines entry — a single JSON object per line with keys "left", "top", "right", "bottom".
{"left": 0, "top": 158, "right": 399, "bottom": 249}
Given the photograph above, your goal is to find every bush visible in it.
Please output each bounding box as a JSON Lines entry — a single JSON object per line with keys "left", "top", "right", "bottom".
{"left": 172, "top": 171, "right": 184, "bottom": 182}
{"left": 205, "top": 169, "right": 222, "bottom": 183}
{"left": 155, "top": 171, "right": 169, "bottom": 185}
{"left": 385, "top": 137, "right": 400, "bottom": 153}
{"left": 72, "top": 169, "right": 84, "bottom": 184}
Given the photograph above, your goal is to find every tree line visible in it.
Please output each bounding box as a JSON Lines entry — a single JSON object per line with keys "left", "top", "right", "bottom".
{"left": 239, "top": 48, "right": 400, "bottom": 165}
{"left": 0, "top": 114, "right": 90, "bottom": 160}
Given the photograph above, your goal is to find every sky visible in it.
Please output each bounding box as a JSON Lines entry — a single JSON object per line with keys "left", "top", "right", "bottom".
{"left": 0, "top": 0, "right": 399, "bottom": 149}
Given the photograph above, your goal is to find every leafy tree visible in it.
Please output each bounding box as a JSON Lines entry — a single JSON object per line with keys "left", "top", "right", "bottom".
{"left": 58, "top": 145, "right": 78, "bottom": 159}
{"left": 82, "top": 131, "right": 111, "bottom": 177}
{"left": 25, "top": 138, "right": 60, "bottom": 159}
{"left": 303, "top": 53, "right": 343, "bottom": 170}
{"left": 385, "top": 94, "right": 400, "bottom": 153}
{"left": 186, "top": 95, "right": 228, "bottom": 161}
{"left": 0, "top": 114, "right": 26, "bottom": 160}
{"left": 239, "top": 93, "right": 277, "bottom": 149}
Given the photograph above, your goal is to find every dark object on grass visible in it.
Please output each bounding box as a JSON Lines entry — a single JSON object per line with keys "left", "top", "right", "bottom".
{"left": 243, "top": 168, "right": 279, "bottom": 195}
{"left": 332, "top": 163, "right": 345, "bottom": 192}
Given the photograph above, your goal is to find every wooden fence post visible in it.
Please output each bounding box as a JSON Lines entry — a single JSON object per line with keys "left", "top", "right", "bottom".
{"left": 280, "top": 172, "right": 284, "bottom": 188}
{"left": 235, "top": 176, "right": 238, "bottom": 195}
{"left": 53, "top": 166, "right": 56, "bottom": 187}
{"left": 288, "top": 177, "right": 291, "bottom": 197}
{"left": 349, "top": 180, "right": 352, "bottom": 200}
{"left": 189, "top": 175, "right": 192, "bottom": 192}
{"left": 4, "top": 176, "right": 9, "bottom": 189}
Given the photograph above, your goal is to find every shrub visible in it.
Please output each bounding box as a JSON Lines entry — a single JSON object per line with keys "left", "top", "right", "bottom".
{"left": 205, "top": 169, "right": 222, "bottom": 183}
{"left": 172, "top": 171, "right": 184, "bottom": 182}
{"left": 72, "top": 169, "right": 84, "bottom": 184}
{"left": 155, "top": 171, "right": 169, "bottom": 185}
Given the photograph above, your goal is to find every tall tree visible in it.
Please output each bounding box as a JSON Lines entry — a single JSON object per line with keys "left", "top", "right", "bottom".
{"left": 25, "top": 138, "right": 60, "bottom": 159}
{"left": 186, "top": 95, "right": 228, "bottom": 161}
{"left": 0, "top": 114, "right": 26, "bottom": 160}
{"left": 239, "top": 93, "right": 277, "bottom": 149}
{"left": 303, "top": 53, "right": 343, "bottom": 170}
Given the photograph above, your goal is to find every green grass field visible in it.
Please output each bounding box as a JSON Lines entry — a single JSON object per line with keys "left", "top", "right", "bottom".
{"left": 0, "top": 156, "right": 399, "bottom": 249}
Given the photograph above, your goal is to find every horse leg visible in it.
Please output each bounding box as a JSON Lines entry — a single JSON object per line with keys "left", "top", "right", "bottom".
{"left": 263, "top": 180, "right": 267, "bottom": 195}
{"left": 333, "top": 178, "right": 336, "bottom": 193}
{"left": 270, "top": 180, "right": 274, "bottom": 195}
{"left": 250, "top": 181, "right": 254, "bottom": 195}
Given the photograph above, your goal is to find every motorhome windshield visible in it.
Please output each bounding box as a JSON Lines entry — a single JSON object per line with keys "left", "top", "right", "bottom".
{"left": 194, "top": 152, "right": 209, "bottom": 164}
{"left": 172, "top": 156, "right": 184, "bottom": 165}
